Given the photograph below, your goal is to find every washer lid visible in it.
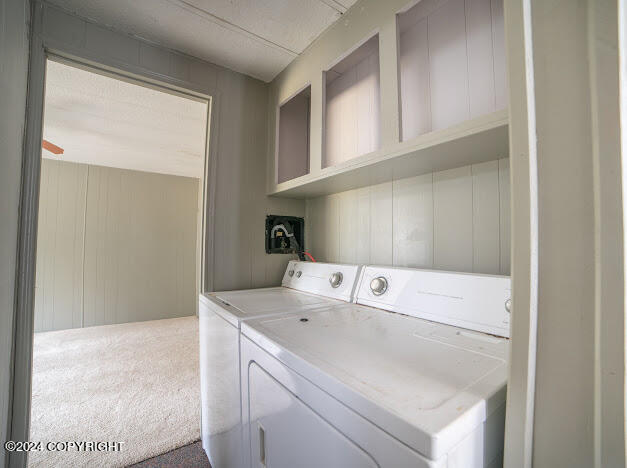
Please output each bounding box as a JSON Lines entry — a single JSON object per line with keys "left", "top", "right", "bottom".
{"left": 205, "top": 289, "right": 336, "bottom": 327}
{"left": 213, "top": 288, "right": 336, "bottom": 319}
{"left": 241, "top": 304, "right": 509, "bottom": 460}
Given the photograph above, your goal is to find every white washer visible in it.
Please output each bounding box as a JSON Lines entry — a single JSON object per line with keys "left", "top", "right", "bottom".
{"left": 240, "top": 266, "right": 511, "bottom": 468}
{"left": 198, "top": 261, "right": 362, "bottom": 468}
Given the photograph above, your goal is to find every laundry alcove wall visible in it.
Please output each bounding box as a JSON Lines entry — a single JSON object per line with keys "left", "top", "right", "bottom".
{"left": 305, "top": 158, "right": 510, "bottom": 275}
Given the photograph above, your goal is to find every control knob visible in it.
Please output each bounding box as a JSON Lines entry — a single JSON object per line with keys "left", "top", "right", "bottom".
{"left": 329, "top": 272, "right": 343, "bottom": 288}
{"left": 370, "top": 277, "right": 388, "bottom": 296}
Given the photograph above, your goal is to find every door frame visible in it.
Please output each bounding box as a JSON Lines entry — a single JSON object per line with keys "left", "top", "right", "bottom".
{"left": 8, "top": 3, "right": 218, "bottom": 466}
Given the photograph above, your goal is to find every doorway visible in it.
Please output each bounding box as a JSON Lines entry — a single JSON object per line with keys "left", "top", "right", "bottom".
{"left": 29, "top": 58, "right": 210, "bottom": 466}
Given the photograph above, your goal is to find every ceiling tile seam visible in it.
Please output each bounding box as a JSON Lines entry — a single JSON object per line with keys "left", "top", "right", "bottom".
{"left": 166, "top": 0, "right": 300, "bottom": 57}
{"left": 316, "top": 0, "right": 347, "bottom": 14}
{"left": 42, "top": 2, "right": 266, "bottom": 82}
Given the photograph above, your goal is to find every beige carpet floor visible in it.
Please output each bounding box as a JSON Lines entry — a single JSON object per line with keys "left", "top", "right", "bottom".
{"left": 29, "top": 316, "right": 201, "bottom": 467}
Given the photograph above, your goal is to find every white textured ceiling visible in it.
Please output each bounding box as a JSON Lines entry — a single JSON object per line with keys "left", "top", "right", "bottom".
{"left": 43, "top": 60, "right": 208, "bottom": 178}
{"left": 45, "top": 0, "right": 360, "bottom": 82}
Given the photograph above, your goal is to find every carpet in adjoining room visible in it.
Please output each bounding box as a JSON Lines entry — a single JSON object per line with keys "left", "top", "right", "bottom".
{"left": 29, "top": 316, "right": 201, "bottom": 467}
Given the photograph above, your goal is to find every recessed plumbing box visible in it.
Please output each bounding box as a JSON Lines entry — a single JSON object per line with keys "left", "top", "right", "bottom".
{"left": 265, "top": 215, "right": 304, "bottom": 255}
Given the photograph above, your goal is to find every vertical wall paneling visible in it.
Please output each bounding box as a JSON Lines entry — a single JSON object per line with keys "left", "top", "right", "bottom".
{"left": 428, "top": 0, "right": 470, "bottom": 131}
{"left": 498, "top": 157, "right": 510, "bottom": 275}
{"left": 34, "top": 160, "right": 87, "bottom": 332}
{"left": 35, "top": 3, "right": 306, "bottom": 295}
{"left": 490, "top": 0, "right": 507, "bottom": 110}
{"left": 252, "top": 80, "right": 304, "bottom": 288}
{"left": 393, "top": 173, "right": 434, "bottom": 268}
{"left": 338, "top": 187, "right": 371, "bottom": 264}
{"left": 277, "top": 86, "right": 310, "bottom": 183}
{"left": 369, "top": 182, "right": 394, "bottom": 265}
{"left": 323, "top": 194, "right": 341, "bottom": 262}
{"left": 399, "top": 16, "right": 431, "bottom": 140}
{"left": 472, "top": 160, "right": 500, "bottom": 274}
{"left": 433, "top": 166, "right": 473, "bottom": 271}
{"left": 466, "top": 0, "right": 496, "bottom": 119}
{"left": 212, "top": 71, "right": 247, "bottom": 291}
{"left": 305, "top": 158, "right": 510, "bottom": 275}
{"left": 398, "top": 0, "right": 506, "bottom": 141}
{"left": 324, "top": 36, "right": 381, "bottom": 168}
{"left": 82, "top": 165, "right": 198, "bottom": 327}
{"left": 35, "top": 160, "right": 198, "bottom": 332}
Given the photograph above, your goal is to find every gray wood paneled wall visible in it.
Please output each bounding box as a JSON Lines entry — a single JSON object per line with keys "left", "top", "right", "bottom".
{"left": 211, "top": 70, "right": 305, "bottom": 292}
{"left": 36, "top": 3, "right": 306, "bottom": 295}
{"left": 35, "top": 159, "right": 199, "bottom": 332}
{"left": 306, "top": 158, "right": 510, "bottom": 275}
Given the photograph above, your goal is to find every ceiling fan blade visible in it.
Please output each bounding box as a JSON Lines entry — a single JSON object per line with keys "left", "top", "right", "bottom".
{"left": 42, "top": 139, "right": 64, "bottom": 155}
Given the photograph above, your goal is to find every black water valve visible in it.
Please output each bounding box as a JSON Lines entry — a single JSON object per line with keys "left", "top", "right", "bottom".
{"left": 265, "top": 215, "right": 304, "bottom": 255}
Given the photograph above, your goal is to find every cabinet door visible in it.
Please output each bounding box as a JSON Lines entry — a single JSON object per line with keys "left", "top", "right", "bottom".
{"left": 248, "top": 362, "right": 377, "bottom": 468}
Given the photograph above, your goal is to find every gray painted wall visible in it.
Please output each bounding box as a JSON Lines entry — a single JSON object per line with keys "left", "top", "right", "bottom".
{"left": 0, "top": 0, "right": 30, "bottom": 465}
{"left": 4, "top": 2, "right": 306, "bottom": 461}
{"left": 34, "top": 159, "right": 199, "bottom": 332}
{"left": 36, "top": 2, "right": 306, "bottom": 292}
{"left": 306, "top": 158, "right": 510, "bottom": 275}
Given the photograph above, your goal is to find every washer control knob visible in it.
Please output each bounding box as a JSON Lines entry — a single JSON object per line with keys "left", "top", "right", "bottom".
{"left": 370, "top": 277, "right": 388, "bottom": 296}
{"left": 295, "top": 271, "right": 302, "bottom": 278}
{"left": 329, "top": 272, "right": 343, "bottom": 288}
{"left": 288, "top": 270, "right": 294, "bottom": 277}
{"left": 505, "top": 298, "right": 512, "bottom": 313}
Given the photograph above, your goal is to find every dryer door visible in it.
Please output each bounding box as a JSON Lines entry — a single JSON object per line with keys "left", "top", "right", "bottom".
{"left": 248, "top": 362, "right": 376, "bottom": 468}
{"left": 241, "top": 336, "right": 439, "bottom": 468}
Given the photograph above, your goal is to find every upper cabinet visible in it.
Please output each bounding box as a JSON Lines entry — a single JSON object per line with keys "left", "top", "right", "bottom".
{"left": 277, "top": 85, "right": 311, "bottom": 184}
{"left": 268, "top": 0, "right": 508, "bottom": 198}
{"left": 398, "top": 0, "right": 506, "bottom": 141}
{"left": 324, "top": 35, "right": 381, "bottom": 168}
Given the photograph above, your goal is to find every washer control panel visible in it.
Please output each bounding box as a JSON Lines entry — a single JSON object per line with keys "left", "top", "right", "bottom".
{"left": 357, "top": 266, "right": 511, "bottom": 338}
{"left": 282, "top": 261, "right": 361, "bottom": 302}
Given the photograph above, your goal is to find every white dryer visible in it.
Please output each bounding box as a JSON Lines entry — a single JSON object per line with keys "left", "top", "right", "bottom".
{"left": 240, "top": 266, "right": 511, "bottom": 468}
{"left": 198, "top": 260, "right": 362, "bottom": 468}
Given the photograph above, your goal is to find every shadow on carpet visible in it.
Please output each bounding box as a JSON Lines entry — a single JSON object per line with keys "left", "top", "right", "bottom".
{"left": 127, "top": 441, "right": 210, "bottom": 468}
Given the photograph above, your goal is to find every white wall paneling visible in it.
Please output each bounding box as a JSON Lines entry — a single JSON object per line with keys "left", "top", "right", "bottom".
{"left": 306, "top": 158, "right": 510, "bottom": 275}
{"left": 34, "top": 159, "right": 199, "bottom": 332}
{"left": 369, "top": 182, "right": 394, "bottom": 265}
{"left": 323, "top": 34, "right": 381, "bottom": 168}
{"left": 393, "top": 173, "right": 434, "bottom": 268}
{"left": 498, "top": 158, "right": 510, "bottom": 275}
{"left": 472, "top": 160, "right": 501, "bottom": 274}
{"left": 398, "top": 0, "right": 506, "bottom": 141}
{"left": 433, "top": 166, "right": 474, "bottom": 271}
{"left": 277, "top": 85, "right": 310, "bottom": 183}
